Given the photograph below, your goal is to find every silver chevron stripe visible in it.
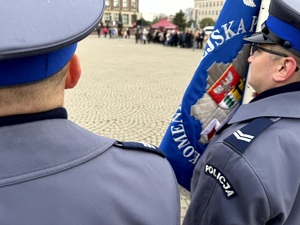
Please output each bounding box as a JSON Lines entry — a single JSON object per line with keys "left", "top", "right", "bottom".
{"left": 233, "top": 130, "right": 254, "bottom": 142}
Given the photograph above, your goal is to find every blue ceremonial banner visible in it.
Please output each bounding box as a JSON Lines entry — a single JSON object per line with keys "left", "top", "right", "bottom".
{"left": 160, "top": 0, "right": 262, "bottom": 191}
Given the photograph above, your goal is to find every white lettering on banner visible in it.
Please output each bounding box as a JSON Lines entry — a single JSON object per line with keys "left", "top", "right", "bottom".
{"left": 222, "top": 20, "right": 238, "bottom": 40}
{"left": 172, "top": 111, "right": 182, "bottom": 123}
{"left": 205, "top": 164, "right": 237, "bottom": 198}
{"left": 170, "top": 106, "right": 201, "bottom": 165}
{"left": 202, "top": 16, "right": 258, "bottom": 59}
{"left": 249, "top": 16, "right": 258, "bottom": 33}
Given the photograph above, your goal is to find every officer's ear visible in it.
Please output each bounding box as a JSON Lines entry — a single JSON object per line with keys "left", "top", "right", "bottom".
{"left": 65, "top": 54, "right": 81, "bottom": 89}
{"left": 274, "top": 57, "right": 298, "bottom": 82}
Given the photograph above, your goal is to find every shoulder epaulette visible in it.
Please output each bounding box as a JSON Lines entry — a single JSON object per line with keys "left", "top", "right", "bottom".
{"left": 224, "top": 117, "right": 280, "bottom": 153}
{"left": 113, "top": 141, "right": 165, "bottom": 158}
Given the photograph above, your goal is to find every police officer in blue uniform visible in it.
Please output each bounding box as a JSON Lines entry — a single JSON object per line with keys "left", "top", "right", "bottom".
{"left": 0, "top": 1, "right": 180, "bottom": 224}
{"left": 183, "top": 0, "right": 300, "bottom": 224}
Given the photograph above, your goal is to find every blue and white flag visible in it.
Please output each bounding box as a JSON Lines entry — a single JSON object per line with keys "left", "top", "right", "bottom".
{"left": 160, "top": 0, "right": 262, "bottom": 191}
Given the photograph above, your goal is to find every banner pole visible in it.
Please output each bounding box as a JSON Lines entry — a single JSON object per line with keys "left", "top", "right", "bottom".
{"left": 242, "top": 0, "right": 271, "bottom": 104}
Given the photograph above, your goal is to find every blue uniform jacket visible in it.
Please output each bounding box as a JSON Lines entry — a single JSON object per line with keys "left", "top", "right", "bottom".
{"left": 184, "top": 83, "right": 300, "bottom": 225}
{"left": 0, "top": 108, "right": 180, "bottom": 225}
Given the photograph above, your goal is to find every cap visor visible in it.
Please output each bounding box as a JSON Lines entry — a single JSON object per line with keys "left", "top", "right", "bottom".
{"left": 0, "top": 0, "right": 104, "bottom": 60}
{"left": 244, "top": 32, "right": 274, "bottom": 44}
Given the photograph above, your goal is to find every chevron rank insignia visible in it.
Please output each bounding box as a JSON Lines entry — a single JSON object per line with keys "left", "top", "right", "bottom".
{"left": 113, "top": 141, "right": 165, "bottom": 158}
{"left": 233, "top": 130, "right": 254, "bottom": 142}
{"left": 223, "top": 117, "right": 274, "bottom": 153}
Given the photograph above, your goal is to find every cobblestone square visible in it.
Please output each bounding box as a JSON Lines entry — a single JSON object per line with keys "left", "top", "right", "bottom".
{"left": 65, "top": 35, "right": 204, "bottom": 224}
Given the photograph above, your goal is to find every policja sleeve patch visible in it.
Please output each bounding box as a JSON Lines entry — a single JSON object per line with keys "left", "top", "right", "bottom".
{"left": 205, "top": 164, "right": 237, "bottom": 199}
{"left": 113, "top": 141, "right": 166, "bottom": 158}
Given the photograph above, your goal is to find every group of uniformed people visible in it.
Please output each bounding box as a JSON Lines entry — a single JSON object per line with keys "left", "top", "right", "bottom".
{"left": 0, "top": 0, "right": 300, "bottom": 224}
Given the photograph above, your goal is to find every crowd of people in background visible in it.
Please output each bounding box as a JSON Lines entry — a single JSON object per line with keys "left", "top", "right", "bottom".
{"left": 133, "top": 28, "right": 206, "bottom": 49}
{"left": 96, "top": 23, "right": 131, "bottom": 39}
{"left": 142, "top": 28, "right": 206, "bottom": 49}
{"left": 95, "top": 23, "right": 207, "bottom": 49}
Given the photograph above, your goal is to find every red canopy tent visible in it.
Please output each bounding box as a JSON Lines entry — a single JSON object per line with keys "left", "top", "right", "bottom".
{"left": 150, "top": 18, "right": 178, "bottom": 30}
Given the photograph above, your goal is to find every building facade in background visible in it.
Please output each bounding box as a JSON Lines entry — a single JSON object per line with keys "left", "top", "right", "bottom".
{"left": 102, "top": 0, "right": 141, "bottom": 28}
{"left": 100, "top": 0, "right": 225, "bottom": 30}
{"left": 194, "top": 0, "right": 225, "bottom": 22}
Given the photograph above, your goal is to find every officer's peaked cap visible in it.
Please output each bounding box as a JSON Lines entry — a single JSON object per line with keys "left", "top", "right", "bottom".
{"left": 0, "top": 0, "right": 104, "bottom": 86}
{"left": 244, "top": 0, "right": 300, "bottom": 56}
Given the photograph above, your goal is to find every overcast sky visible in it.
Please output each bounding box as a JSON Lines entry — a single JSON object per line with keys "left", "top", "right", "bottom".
{"left": 139, "top": 0, "right": 194, "bottom": 15}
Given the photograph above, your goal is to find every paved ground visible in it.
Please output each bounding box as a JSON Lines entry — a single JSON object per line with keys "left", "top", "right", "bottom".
{"left": 64, "top": 35, "right": 205, "bottom": 224}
